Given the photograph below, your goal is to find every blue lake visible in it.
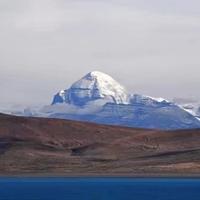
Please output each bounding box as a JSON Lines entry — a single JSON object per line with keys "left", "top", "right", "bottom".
{"left": 0, "top": 178, "right": 200, "bottom": 200}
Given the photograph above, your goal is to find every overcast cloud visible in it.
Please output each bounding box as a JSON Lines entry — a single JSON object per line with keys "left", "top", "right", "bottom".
{"left": 0, "top": 0, "right": 200, "bottom": 107}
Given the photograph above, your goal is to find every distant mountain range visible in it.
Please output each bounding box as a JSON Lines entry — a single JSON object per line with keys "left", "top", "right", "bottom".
{"left": 5, "top": 71, "right": 200, "bottom": 130}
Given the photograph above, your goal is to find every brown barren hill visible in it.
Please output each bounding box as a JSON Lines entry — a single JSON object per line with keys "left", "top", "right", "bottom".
{"left": 0, "top": 113, "right": 200, "bottom": 176}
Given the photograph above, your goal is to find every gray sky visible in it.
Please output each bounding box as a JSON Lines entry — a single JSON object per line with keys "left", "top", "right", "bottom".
{"left": 0, "top": 0, "right": 200, "bottom": 107}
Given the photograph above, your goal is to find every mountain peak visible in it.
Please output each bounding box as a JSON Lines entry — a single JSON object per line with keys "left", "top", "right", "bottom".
{"left": 83, "top": 71, "right": 121, "bottom": 84}
{"left": 52, "top": 71, "right": 129, "bottom": 106}
{"left": 87, "top": 71, "right": 108, "bottom": 77}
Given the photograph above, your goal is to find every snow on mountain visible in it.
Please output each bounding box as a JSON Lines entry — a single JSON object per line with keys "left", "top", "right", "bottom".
{"left": 52, "top": 71, "right": 129, "bottom": 106}
{"left": 129, "top": 94, "right": 170, "bottom": 106}
{"left": 173, "top": 98, "right": 200, "bottom": 121}
{"left": 47, "top": 100, "right": 200, "bottom": 130}
{"left": 181, "top": 104, "right": 200, "bottom": 118}
{"left": 43, "top": 71, "right": 200, "bottom": 130}
{"left": 7, "top": 71, "right": 200, "bottom": 130}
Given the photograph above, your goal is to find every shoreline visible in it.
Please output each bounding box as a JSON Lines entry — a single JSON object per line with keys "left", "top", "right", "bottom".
{"left": 1, "top": 173, "right": 200, "bottom": 179}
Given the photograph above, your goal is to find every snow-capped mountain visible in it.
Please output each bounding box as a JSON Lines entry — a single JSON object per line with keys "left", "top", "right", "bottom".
{"left": 52, "top": 71, "right": 129, "bottom": 106}
{"left": 6, "top": 71, "right": 200, "bottom": 130}
{"left": 38, "top": 71, "right": 200, "bottom": 130}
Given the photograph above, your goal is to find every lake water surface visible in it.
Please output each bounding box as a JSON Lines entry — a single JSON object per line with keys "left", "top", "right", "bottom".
{"left": 0, "top": 178, "right": 200, "bottom": 200}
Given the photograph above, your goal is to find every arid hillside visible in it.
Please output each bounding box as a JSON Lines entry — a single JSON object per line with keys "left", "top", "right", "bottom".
{"left": 0, "top": 113, "right": 200, "bottom": 176}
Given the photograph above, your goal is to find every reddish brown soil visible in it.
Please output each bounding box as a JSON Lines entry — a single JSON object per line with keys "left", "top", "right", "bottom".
{"left": 0, "top": 113, "right": 200, "bottom": 176}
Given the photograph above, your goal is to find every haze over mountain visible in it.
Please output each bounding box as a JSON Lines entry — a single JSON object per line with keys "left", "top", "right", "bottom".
{"left": 12, "top": 71, "right": 200, "bottom": 130}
